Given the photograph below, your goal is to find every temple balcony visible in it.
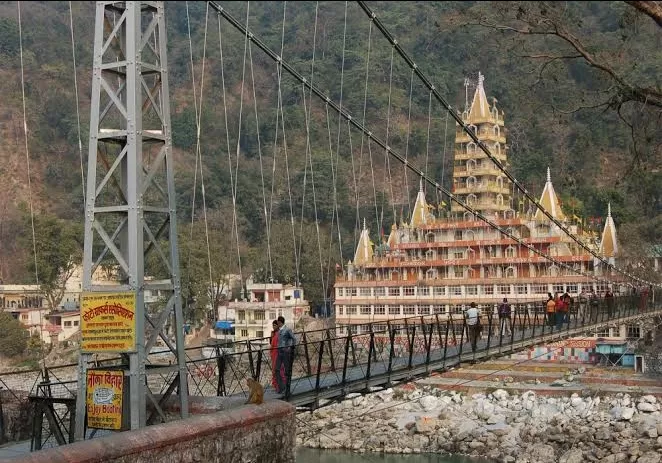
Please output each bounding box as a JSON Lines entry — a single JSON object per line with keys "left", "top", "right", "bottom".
{"left": 450, "top": 201, "right": 511, "bottom": 211}
{"left": 453, "top": 166, "right": 509, "bottom": 177}
{"left": 455, "top": 131, "right": 506, "bottom": 144}
{"left": 454, "top": 150, "right": 507, "bottom": 162}
{"left": 453, "top": 182, "right": 511, "bottom": 195}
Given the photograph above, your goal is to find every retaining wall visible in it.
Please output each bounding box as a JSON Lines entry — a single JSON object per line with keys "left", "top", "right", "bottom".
{"left": 2, "top": 400, "right": 295, "bottom": 463}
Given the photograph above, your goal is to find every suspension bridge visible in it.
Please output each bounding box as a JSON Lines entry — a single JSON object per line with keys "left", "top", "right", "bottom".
{"left": 1, "top": 0, "right": 661, "bottom": 456}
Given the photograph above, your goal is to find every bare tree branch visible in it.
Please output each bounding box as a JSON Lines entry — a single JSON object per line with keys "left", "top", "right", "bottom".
{"left": 551, "top": 99, "right": 612, "bottom": 114}
{"left": 626, "top": 1, "right": 662, "bottom": 27}
{"left": 475, "top": 11, "right": 662, "bottom": 110}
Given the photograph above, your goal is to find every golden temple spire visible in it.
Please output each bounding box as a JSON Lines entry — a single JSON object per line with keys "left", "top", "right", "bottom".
{"left": 353, "top": 218, "right": 374, "bottom": 265}
{"left": 599, "top": 202, "right": 619, "bottom": 259}
{"left": 411, "top": 177, "right": 432, "bottom": 228}
{"left": 534, "top": 167, "right": 566, "bottom": 222}
{"left": 387, "top": 223, "right": 398, "bottom": 248}
{"left": 468, "top": 72, "right": 491, "bottom": 121}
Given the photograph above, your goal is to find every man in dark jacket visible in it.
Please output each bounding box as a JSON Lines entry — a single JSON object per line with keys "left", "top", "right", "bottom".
{"left": 498, "top": 298, "right": 512, "bottom": 336}
{"left": 275, "top": 316, "right": 296, "bottom": 394}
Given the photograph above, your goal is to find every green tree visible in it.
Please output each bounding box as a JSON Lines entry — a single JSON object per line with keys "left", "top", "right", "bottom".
{"left": 250, "top": 219, "right": 341, "bottom": 309}
{"left": 0, "top": 312, "right": 28, "bottom": 358}
{"left": 20, "top": 210, "right": 82, "bottom": 309}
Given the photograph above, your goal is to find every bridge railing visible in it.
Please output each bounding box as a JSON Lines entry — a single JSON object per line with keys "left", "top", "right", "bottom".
{"left": 183, "top": 291, "right": 659, "bottom": 401}
{"left": 15, "top": 290, "right": 660, "bottom": 449}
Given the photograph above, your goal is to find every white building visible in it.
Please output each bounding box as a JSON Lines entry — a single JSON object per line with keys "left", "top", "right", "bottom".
{"left": 220, "top": 279, "right": 309, "bottom": 344}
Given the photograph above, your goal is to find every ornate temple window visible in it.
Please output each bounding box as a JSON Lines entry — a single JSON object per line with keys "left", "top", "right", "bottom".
{"left": 463, "top": 212, "right": 474, "bottom": 221}
{"left": 496, "top": 194, "right": 504, "bottom": 206}
{"left": 505, "top": 246, "right": 516, "bottom": 258}
{"left": 466, "top": 159, "right": 477, "bottom": 171}
{"left": 466, "top": 194, "right": 477, "bottom": 206}
{"left": 505, "top": 266, "right": 517, "bottom": 278}
{"left": 496, "top": 176, "right": 504, "bottom": 189}
{"left": 466, "top": 176, "right": 477, "bottom": 189}
{"left": 467, "top": 142, "right": 477, "bottom": 153}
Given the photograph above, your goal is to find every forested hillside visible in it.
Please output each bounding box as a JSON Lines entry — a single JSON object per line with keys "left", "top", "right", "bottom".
{"left": 0, "top": 1, "right": 659, "bottom": 316}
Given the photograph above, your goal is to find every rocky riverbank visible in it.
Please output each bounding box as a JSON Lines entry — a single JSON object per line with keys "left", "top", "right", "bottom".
{"left": 296, "top": 384, "right": 662, "bottom": 463}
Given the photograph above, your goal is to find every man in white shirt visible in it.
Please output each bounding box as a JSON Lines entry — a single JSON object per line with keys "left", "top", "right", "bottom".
{"left": 465, "top": 302, "right": 481, "bottom": 352}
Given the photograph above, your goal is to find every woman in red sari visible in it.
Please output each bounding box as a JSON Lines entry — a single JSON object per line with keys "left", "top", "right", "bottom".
{"left": 270, "top": 320, "right": 285, "bottom": 392}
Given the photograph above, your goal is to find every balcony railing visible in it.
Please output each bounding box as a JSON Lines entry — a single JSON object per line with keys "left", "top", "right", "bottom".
{"left": 455, "top": 131, "right": 506, "bottom": 144}
{"left": 454, "top": 150, "right": 507, "bottom": 161}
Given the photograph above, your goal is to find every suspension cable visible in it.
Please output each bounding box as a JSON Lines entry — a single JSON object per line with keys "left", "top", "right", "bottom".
{"left": 323, "top": 105, "right": 340, "bottom": 295}
{"left": 403, "top": 68, "right": 415, "bottom": 216}
{"left": 17, "top": 3, "right": 38, "bottom": 287}
{"left": 271, "top": 2, "right": 301, "bottom": 287}
{"left": 206, "top": 1, "right": 625, "bottom": 289}
{"left": 248, "top": 39, "right": 274, "bottom": 282}
{"left": 195, "top": 3, "right": 215, "bottom": 317}
{"left": 295, "top": 2, "right": 319, "bottom": 285}
{"left": 424, "top": 89, "right": 433, "bottom": 190}
{"left": 301, "top": 84, "right": 327, "bottom": 307}
{"left": 216, "top": 10, "right": 243, "bottom": 305}
{"left": 184, "top": 1, "right": 201, "bottom": 303}
{"left": 383, "top": 45, "right": 397, "bottom": 231}
{"left": 68, "top": 1, "right": 85, "bottom": 206}
{"left": 355, "top": 0, "right": 657, "bottom": 289}
{"left": 439, "top": 109, "right": 450, "bottom": 208}
{"left": 297, "top": 2, "right": 325, "bottom": 307}
{"left": 332, "top": 0, "right": 349, "bottom": 264}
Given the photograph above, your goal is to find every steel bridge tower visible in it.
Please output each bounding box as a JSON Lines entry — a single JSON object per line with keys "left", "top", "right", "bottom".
{"left": 75, "top": 1, "right": 188, "bottom": 439}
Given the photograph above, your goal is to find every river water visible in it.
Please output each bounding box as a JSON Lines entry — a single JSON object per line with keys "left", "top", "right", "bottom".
{"left": 297, "top": 448, "right": 488, "bottom": 462}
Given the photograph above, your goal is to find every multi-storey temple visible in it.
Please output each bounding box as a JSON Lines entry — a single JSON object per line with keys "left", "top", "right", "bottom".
{"left": 334, "top": 73, "right": 621, "bottom": 333}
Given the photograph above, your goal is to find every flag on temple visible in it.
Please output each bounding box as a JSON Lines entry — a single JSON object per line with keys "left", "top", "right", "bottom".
{"left": 439, "top": 200, "right": 448, "bottom": 209}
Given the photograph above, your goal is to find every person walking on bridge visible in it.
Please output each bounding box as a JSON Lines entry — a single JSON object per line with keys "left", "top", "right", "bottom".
{"left": 546, "top": 293, "right": 556, "bottom": 327}
{"left": 498, "top": 298, "right": 512, "bottom": 337}
{"left": 275, "top": 316, "right": 296, "bottom": 395}
{"left": 270, "top": 319, "right": 286, "bottom": 393}
{"left": 555, "top": 293, "right": 568, "bottom": 330}
{"left": 465, "top": 302, "right": 481, "bottom": 352}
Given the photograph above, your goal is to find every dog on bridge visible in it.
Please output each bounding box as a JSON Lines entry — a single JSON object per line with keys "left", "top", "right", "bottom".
{"left": 245, "top": 377, "right": 264, "bottom": 405}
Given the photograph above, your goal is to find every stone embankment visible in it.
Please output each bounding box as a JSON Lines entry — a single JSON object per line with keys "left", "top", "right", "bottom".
{"left": 297, "top": 384, "right": 662, "bottom": 463}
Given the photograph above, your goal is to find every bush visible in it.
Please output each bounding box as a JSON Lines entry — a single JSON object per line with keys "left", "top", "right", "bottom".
{"left": 0, "top": 312, "right": 28, "bottom": 358}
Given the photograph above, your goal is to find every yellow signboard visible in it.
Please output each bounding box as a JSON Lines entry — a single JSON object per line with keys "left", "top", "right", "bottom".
{"left": 81, "top": 292, "right": 136, "bottom": 353}
{"left": 86, "top": 370, "right": 124, "bottom": 430}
